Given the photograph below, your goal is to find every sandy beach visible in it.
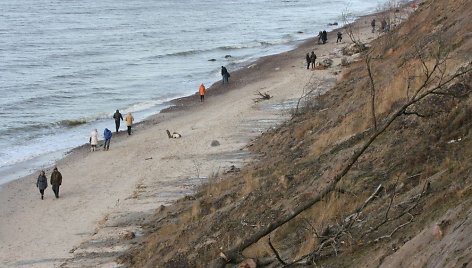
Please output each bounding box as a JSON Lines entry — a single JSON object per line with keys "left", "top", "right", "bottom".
{"left": 0, "top": 17, "right": 380, "bottom": 267}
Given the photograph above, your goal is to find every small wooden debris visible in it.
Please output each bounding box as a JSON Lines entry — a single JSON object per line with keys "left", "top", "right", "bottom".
{"left": 254, "top": 91, "right": 271, "bottom": 102}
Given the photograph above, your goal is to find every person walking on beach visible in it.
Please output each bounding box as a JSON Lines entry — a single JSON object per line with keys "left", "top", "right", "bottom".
{"left": 371, "top": 18, "right": 376, "bottom": 33}
{"left": 125, "top": 112, "right": 134, "bottom": 135}
{"left": 50, "top": 167, "right": 62, "bottom": 199}
{"left": 337, "top": 32, "right": 343, "bottom": 43}
{"left": 90, "top": 128, "right": 98, "bottom": 151}
{"left": 103, "top": 128, "right": 112, "bottom": 150}
{"left": 310, "top": 51, "right": 317, "bottom": 69}
{"left": 36, "top": 170, "right": 48, "bottom": 200}
{"left": 221, "top": 66, "right": 230, "bottom": 84}
{"left": 113, "top": 110, "right": 123, "bottom": 133}
{"left": 199, "top": 83, "right": 206, "bottom": 102}
{"left": 318, "top": 31, "right": 323, "bottom": 44}
{"left": 306, "top": 53, "right": 311, "bottom": 69}
{"left": 322, "top": 30, "right": 328, "bottom": 44}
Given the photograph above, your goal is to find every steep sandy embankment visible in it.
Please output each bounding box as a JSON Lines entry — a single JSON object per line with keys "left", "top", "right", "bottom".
{"left": 120, "top": 0, "right": 472, "bottom": 267}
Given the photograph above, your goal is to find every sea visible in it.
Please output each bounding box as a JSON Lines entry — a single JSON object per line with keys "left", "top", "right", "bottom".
{"left": 0, "top": 0, "right": 388, "bottom": 185}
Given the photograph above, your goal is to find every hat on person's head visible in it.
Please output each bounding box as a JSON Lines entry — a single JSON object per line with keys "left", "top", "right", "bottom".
{"left": 53, "top": 166, "right": 58, "bottom": 170}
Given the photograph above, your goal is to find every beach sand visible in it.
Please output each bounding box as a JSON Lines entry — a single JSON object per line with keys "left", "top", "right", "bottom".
{"left": 0, "top": 15, "right": 383, "bottom": 267}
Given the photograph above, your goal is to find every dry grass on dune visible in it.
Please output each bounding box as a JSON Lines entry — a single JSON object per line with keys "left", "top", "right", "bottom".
{"left": 120, "top": 0, "right": 472, "bottom": 267}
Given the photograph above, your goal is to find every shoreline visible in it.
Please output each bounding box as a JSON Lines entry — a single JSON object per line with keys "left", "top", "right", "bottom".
{"left": 0, "top": 6, "right": 400, "bottom": 267}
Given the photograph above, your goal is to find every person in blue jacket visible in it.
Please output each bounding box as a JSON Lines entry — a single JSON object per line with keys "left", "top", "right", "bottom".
{"left": 103, "top": 128, "right": 112, "bottom": 151}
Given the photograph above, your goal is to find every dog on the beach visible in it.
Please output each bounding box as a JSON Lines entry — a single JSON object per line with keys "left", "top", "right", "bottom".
{"left": 166, "top": 130, "right": 182, "bottom": 139}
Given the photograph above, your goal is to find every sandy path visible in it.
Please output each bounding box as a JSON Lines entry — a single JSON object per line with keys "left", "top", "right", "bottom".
{"left": 0, "top": 20, "right": 376, "bottom": 266}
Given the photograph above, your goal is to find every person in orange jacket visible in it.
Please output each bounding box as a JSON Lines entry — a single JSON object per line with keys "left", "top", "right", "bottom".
{"left": 199, "top": 83, "right": 206, "bottom": 102}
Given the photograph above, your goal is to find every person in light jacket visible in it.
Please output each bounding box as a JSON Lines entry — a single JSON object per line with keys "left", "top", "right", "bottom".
{"left": 125, "top": 112, "right": 134, "bottom": 135}
{"left": 36, "top": 170, "right": 48, "bottom": 200}
{"left": 90, "top": 129, "right": 98, "bottom": 151}
{"left": 50, "top": 167, "right": 62, "bottom": 198}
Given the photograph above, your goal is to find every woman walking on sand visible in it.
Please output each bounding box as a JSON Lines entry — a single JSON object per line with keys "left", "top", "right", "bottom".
{"left": 125, "top": 112, "right": 134, "bottom": 135}
{"left": 36, "top": 170, "right": 48, "bottom": 200}
{"left": 90, "top": 129, "right": 98, "bottom": 151}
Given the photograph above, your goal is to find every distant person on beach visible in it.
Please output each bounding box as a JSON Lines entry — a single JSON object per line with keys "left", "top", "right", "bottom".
{"left": 337, "top": 32, "right": 342, "bottom": 43}
{"left": 50, "top": 167, "right": 62, "bottom": 199}
{"left": 310, "top": 51, "right": 317, "bottom": 69}
{"left": 306, "top": 53, "right": 311, "bottom": 69}
{"left": 199, "top": 83, "right": 206, "bottom": 102}
{"left": 221, "top": 66, "right": 230, "bottom": 84}
{"left": 322, "top": 30, "right": 328, "bottom": 44}
{"left": 36, "top": 170, "right": 48, "bottom": 200}
{"left": 90, "top": 129, "right": 98, "bottom": 151}
{"left": 381, "top": 18, "right": 388, "bottom": 32}
{"left": 103, "top": 128, "right": 112, "bottom": 150}
{"left": 371, "top": 19, "right": 376, "bottom": 33}
{"left": 125, "top": 112, "right": 134, "bottom": 135}
{"left": 318, "top": 31, "right": 323, "bottom": 43}
{"left": 113, "top": 110, "right": 123, "bottom": 133}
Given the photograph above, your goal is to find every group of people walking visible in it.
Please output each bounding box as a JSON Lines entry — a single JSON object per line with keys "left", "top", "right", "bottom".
{"left": 38, "top": 65, "right": 230, "bottom": 198}
{"left": 88, "top": 110, "right": 134, "bottom": 152}
{"left": 36, "top": 167, "right": 62, "bottom": 200}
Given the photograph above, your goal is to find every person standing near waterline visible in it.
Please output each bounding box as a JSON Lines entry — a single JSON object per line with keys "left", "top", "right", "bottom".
{"left": 199, "top": 83, "right": 206, "bottom": 102}
{"left": 221, "top": 66, "right": 230, "bottom": 84}
{"left": 103, "top": 128, "right": 112, "bottom": 150}
{"left": 36, "top": 170, "right": 48, "bottom": 200}
{"left": 90, "top": 129, "right": 98, "bottom": 151}
{"left": 125, "top": 112, "right": 134, "bottom": 135}
{"left": 50, "top": 167, "right": 62, "bottom": 198}
{"left": 113, "top": 110, "right": 123, "bottom": 133}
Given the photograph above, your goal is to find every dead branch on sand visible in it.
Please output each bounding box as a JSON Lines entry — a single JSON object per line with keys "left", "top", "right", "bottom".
{"left": 253, "top": 91, "right": 272, "bottom": 103}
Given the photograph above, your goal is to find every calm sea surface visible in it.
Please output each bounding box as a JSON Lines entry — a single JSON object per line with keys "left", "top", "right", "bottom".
{"left": 0, "top": 0, "right": 386, "bottom": 184}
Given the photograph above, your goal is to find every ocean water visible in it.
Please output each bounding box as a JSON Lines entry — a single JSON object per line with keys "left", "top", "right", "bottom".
{"left": 0, "top": 0, "right": 387, "bottom": 185}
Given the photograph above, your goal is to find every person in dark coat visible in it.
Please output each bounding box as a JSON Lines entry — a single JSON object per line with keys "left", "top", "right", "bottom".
{"left": 221, "top": 66, "right": 230, "bottom": 84}
{"left": 305, "top": 53, "right": 311, "bottom": 69}
{"left": 371, "top": 18, "right": 376, "bottom": 33}
{"left": 322, "top": 30, "right": 328, "bottom": 44}
{"left": 36, "top": 170, "right": 48, "bottom": 200}
{"left": 318, "top": 31, "right": 323, "bottom": 43}
{"left": 50, "top": 167, "right": 62, "bottom": 198}
{"left": 337, "top": 32, "right": 342, "bottom": 43}
{"left": 103, "top": 128, "right": 112, "bottom": 150}
{"left": 113, "top": 110, "right": 123, "bottom": 133}
{"left": 310, "top": 51, "right": 317, "bottom": 69}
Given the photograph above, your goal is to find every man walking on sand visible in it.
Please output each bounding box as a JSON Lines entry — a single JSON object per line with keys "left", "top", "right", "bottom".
{"left": 125, "top": 112, "right": 134, "bottom": 135}
{"left": 199, "top": 83, "right": 206, "bottom": 102}
{"left": 113, "top": 109, "right": 123, "bottom": 133}
{"left": 50, "top": 167, "right": 62, "bottom": 198}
